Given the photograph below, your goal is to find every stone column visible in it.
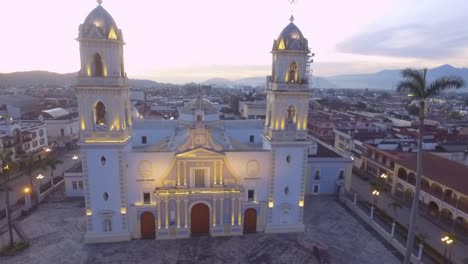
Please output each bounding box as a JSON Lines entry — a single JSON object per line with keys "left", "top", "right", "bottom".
{"left": 165, "top": 199, "right": 169, "bottom": 228}
{"left": 213, "top": 198, "right": 217, "bottom": 226}
{"left": 184, "top": 199, "right": 188, "bottom": 228}
{"left": 183, "top": 161, "right": 187, "bottom": 186}
{"left": 231, "top": 198, "right": 235, "bottom": 225}
{"left": 220, "top": 161, "right": 224, "bottom": 185}
{"left": 238, "top": 197, "right": 242, "bottom": 226}
{"left": 220, "top": 198, "right": 224, "bottom": 225}
{"left": 177, "top": 161, "right": 181, "bottom": 186}
{"left": 213, "top": 161, "right": 217, "bottom": 185}
{"left": 176, "top": 199, "right": 180, "bottom": 228}
{"left": 157, "top": 200, "right": 161, "bottom": 229}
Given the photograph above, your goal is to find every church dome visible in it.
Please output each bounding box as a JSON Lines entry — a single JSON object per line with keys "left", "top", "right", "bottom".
{"left": 179, "top": 98, "right": 218, "bottom": 115}
{"left": 178, "top": 98, "right": 220, "bottom": 124}
{"left": 79, "top": 3, "right": 122, "bottom": 41}
{"left": 273, "top": 16, "right": 308, "bottom": 52}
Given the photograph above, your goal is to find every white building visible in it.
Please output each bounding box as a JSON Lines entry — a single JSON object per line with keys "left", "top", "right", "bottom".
{"left": 39, "top": 108, "right": 80, "bottom": 147}
{"left": 0, "top": 120, "right": 48, "bottom": 160}
{"left": 74, "top": 3, "right": 350, "bottom": 243}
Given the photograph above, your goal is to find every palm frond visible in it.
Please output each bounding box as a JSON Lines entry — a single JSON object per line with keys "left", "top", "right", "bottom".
{"left": 396, "top": 80, "right": 423, "bottom": 98}
{"left": 425, "top": 76, "right": 465, "bottom": 98}
{"left": 400, "top": 68, "right": 426, "bottom": 91}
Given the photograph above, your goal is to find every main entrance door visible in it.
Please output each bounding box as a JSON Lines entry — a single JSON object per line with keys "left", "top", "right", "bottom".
{"left": 140, "top": 212, "right": 156, "bottom": 239}
{"left": 243, "top": 208, "right": 257, "bottom": 233}
{"left": 191, "top": 203, "right": 210, "bottom": 235}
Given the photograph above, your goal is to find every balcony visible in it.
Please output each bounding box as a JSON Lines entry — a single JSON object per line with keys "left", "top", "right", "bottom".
{"left": 76, "top": 77, "right": 128, "bottom": 87}
{"left": 266, "top": 79, "right": 309, "bottom": 92}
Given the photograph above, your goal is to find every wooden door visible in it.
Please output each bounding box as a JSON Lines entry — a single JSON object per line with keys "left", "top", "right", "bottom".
{"left": 140, "top": 212, "right": 156, "bottom": 239}
{"left": 243, "top": 208, "right": 257, "bottom": 233}
{"left": 191, "top": 203, "right": 210, "bottom": 235}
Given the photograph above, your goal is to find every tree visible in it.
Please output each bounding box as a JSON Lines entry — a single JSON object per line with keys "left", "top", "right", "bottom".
{"left": 397, "top": 68, "right": 465, "bottom": 264}
{"left": 43, "top": 155, "right": 63, "bottom": 187}
{"left": 0, "top": 150, "right": 16, "bottom": 248}
{"left": 20, "top": 154, "right": 41, "bottom": 199}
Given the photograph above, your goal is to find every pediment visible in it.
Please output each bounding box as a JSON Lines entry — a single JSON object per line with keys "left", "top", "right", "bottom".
{"left": 176, "top": 147, "right": 223, "bottom": 158}
{"left": 177, "top": 126, "right": 224, "bottom": 152}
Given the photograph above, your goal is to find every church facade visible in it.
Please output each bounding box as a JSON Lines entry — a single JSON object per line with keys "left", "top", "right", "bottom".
{"left": 74, "top": 3, "right": 351, "bottom": 243}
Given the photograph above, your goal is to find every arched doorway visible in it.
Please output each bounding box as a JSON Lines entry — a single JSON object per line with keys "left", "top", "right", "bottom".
{"left": 140, "top": 212, "right": 155, "bottom": 239}
{"left": 427, "top": 201, "right": 439, "bottom": 219}
{"left": 243, "top": 208, "right": 257, "bottom": 233}
{"left": 191, "top": 203, "right": 210, "bottom": 236}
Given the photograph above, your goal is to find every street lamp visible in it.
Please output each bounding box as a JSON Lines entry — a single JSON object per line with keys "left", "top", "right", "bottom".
{"left": 36, "top": 174, "right": 44, "bottom": 201}
{"left": 23, "top": 187, "right": 31, "bottom": 211}
{"left": 72, "top": 155, "right": 79, "bottom": 160}
{"left": 370, "top": 190, "right": 380, "bottom": 220}
{"left": 380, "top": 173, "right": 387, "bottom": 179}
{"left": 441, "top": 235, "right": 454, "bottom": 263}
{"left": 45, "top": 147, "right": 51, "bottom": 152}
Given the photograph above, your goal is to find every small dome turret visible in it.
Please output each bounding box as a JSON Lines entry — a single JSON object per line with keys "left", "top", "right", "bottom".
{"left": 273, "top": 15, "right": 308, "bottom": 52}
{"left": 78, "top": 3, "right": 122, "bottom": 41}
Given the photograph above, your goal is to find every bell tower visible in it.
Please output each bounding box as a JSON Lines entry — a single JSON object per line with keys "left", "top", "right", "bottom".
{"left": 263, "top": 16, "right": 312, "bottom": 233}
{"left": 75, "top": 1, "right": 132, "bottom": 243}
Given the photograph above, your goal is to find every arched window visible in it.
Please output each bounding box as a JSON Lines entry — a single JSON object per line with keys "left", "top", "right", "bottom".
{"left": 286, "top": 62, "right": 298, "bottom": 82}
{"left": 94, "top": 53, "right": 103, "bottom": 77}
{"left": 95, "top": 101, "right": 107, "bottom": 126}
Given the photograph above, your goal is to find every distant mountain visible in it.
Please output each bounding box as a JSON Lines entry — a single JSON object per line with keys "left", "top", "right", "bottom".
{"left": 326, "top": 64, "right": 468, "bottom": 90}
{"left": 203, "top": 77, "right": 265, "bottom": 88}
{"left": 0, "top": 71, "right": 170, "bottom": 89}
{"left": 0, "top": 71, "right": 75, "bottom": 89}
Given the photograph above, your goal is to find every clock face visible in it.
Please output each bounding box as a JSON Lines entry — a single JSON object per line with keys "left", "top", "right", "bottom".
{"left": 195, "top": 135, "right": 206, "bottom": 145}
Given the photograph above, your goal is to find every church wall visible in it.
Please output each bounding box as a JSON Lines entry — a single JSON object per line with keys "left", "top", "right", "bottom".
{"left": 126, "top": 152, "right": 175, "bottom": 204}
{"left": 84, "top": 144, "right": 130, "bottom": 237}
{"left": 224, "top": 151, "right": 270, "bottom": 202}
{"left": 268, "top": 146, "right": 307, "bottom": 230}
{"left": 224, "top": 128, "right": 264, "bottom": 145}
{"left": 131, "top": 121, "right": 177, "bottom": 148}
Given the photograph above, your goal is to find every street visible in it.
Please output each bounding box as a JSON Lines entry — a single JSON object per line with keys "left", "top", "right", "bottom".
{"left": 350, "top": 173, "right": 468, "bottom": 264}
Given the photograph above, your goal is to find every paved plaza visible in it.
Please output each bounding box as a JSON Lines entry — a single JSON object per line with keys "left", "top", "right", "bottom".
{"left": 1, "top": 188, "right": 400, "bottom": 264}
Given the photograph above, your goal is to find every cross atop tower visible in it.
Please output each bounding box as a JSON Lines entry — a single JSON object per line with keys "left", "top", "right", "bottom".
{"left": 97, "top": 0, "right": 103, "bottom": 6}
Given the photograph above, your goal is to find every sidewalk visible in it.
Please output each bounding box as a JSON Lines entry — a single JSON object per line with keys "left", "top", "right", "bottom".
{"left": 351, "top": 174, "right": 468, "bottom": 264}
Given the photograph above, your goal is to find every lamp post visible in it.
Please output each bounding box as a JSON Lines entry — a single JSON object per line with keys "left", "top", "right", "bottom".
{"left": 23, "top": 187, "right": 31, "bottom": 212}
{"left": 36, "top": 174, "right": 44, "bottom": 202}
{"left": 441, "top": 235, "right": 453, "bottom": 264}
{"left": 370, "top": 190, "right": 380, "bottom": 220}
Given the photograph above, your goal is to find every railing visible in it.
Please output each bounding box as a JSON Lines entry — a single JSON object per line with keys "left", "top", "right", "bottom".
{"left": 76, "top": 77, "right": 128, "bottom": 87}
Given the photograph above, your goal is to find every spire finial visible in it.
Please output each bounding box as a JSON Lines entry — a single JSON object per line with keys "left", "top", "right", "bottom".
{"left": 290, "top": 15, "right": 294, "bottom": 23}
{"left": 97, "top": 0, "right": 103, "bottom": 6}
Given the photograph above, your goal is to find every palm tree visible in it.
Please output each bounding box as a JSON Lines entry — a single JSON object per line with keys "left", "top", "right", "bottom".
{"left": 20, "top": 154, "right": 41, "bottom": 196}
{"left": 43, "top": 155, "right": 63, "bottom": 187}
{"left": 397, "top": 68, "right": 465, "bottom": 264}
{"left": 0, "top": 150, "right": 16, "bottom": 248}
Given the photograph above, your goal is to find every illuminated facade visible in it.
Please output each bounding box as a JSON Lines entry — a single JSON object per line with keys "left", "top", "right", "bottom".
{"left": 75, "top": 3, "right": 348, "bottom": 243}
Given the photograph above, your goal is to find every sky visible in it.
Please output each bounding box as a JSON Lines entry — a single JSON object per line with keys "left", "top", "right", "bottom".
{"left": 1, "top": 0, "right": 468, "bottom": 83}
